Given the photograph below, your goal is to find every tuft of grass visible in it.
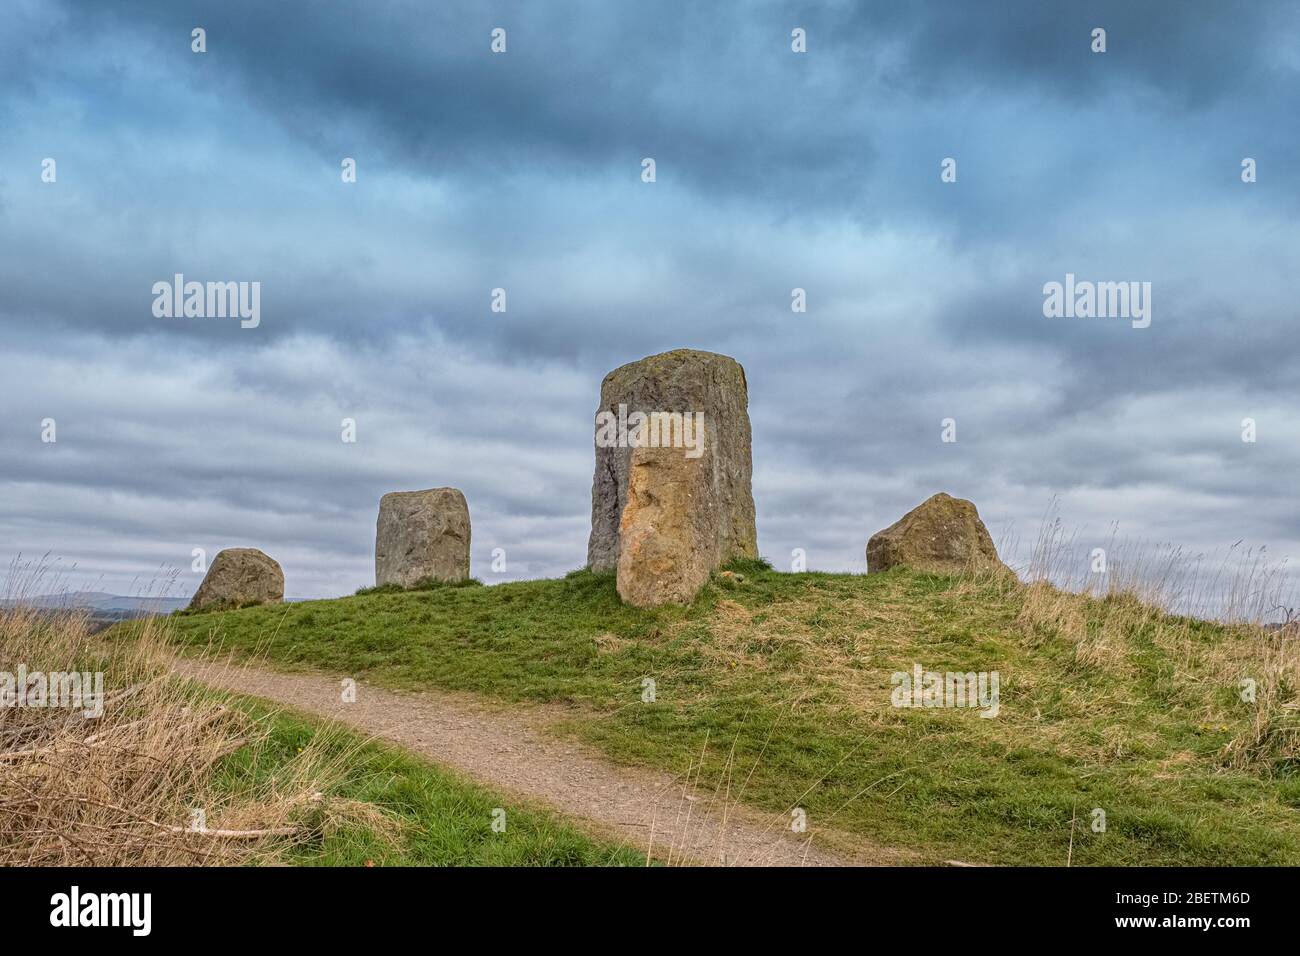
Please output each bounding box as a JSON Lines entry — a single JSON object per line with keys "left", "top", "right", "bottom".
{"left": 721, "top": 556, "right": 775, "bottom": 575}
{"left": 355, "top": 577, "right": 484, "bottom": 597}
{"left": 0, "top": 603, "right": 354, "bottom": 865}
{"left": 175, "top": 598, "right": 271, "bottom": 616}
{"left": 162, "top": 560, "right": 1300, "bottom": 865}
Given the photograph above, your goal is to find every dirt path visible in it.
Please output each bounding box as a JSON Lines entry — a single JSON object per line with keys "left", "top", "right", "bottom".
{"left": 173, "top": 657, "right": 908, "bottom": 867}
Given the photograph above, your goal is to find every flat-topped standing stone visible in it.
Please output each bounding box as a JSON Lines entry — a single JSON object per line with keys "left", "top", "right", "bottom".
{"left": 189, "top": 548, "right": 284, "bottom": 610}
{"left": 616, "top": 444, "right": 715, "bottom": 607}
{"left": 866, "top": 492, "right": 1004, "bottom": 575}
{"left": 587, "top": 348, "right": 757, "bottom": 573}
{"left": 375, "top": 487, "right": 470, "bottom": 587}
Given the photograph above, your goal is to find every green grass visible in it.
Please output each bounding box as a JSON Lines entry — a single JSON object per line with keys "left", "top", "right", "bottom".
{"left": 165, "top": 563, "right": 1300, "bottom": 866}
{"left": 213, "top": 699, "right": 644, "bottom": 867}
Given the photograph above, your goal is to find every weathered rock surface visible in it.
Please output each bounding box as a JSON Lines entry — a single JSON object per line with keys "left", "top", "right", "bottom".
{"left": 189, "top": 548, "right": 284, "bottom": 610}
{"left": 616, "top": 445, "right": 715, "bottom": 607}
{"left": 866, "top": 493, "right": 1004, "bottom": 574}
{"left": 375, "top": 488, "right": 471, "bottom": 587}
{"left": 587, "top": 348, "right": 757, "bottom": 573}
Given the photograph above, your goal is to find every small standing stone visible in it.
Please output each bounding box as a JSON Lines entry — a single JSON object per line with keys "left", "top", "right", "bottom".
{"left": 375, "top": 487, "right": 471, "bottom": 587}
{"left": 866, "top": 493, "right": 1004, "bottom": 575}
{"left": 189, "top": 548, "right": 284, "bottom": 610}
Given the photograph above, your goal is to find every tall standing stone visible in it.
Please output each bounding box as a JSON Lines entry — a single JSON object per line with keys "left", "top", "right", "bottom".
{"left": 375, "top": 488, "right": 471, "bottom": 587}
{"left": 587, "top": 348, "right": 757, "bottom": 573}
{"left": 189, "top": 548, "right": 284, "bottom": 610}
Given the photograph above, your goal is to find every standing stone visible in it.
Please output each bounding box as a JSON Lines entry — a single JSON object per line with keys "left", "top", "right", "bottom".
{"left": 189, "top": 548, "right": 284, "bottom": 610}
{"left": 375, "top": 488, "right": 470, "bottom": 587}
{"left": 866, "top": 493, "right": 1004, "bottom": 575}
{"left": 587, "top": 348, "right": 757, "bottom": 573}
{"left": 616, "top": 445, "right": 715, "bottom": 607}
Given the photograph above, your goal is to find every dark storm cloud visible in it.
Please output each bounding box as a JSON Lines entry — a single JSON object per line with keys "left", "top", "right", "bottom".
{"left": 53, "top": 0, "right": 1299, "bottom": 176}
{"left": 826, "top": 0, "right": 1296, "bottom": 106}
{"left": 30, "top": 0, "right": 1299, "bottom": 241}
{"left": 49, "top": 0, "right": 867, "bottom": 204}
{"left": 8, "top": 0, "right": 1298, "bottom": 351}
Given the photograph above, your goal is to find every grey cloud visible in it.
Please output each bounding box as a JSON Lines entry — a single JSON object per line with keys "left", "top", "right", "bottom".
{"left": 3, "top": 0, "right": 1299, "bottom": 612}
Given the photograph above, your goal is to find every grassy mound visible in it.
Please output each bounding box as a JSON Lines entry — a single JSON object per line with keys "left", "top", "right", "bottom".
{"left": 164, "top": 562, "right": 1300, "bottom": 865}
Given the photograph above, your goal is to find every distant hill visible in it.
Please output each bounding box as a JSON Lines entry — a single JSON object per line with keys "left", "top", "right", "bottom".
{"left": 1, "top": 592, "right": 315, "bottom": 630}
{"left": 0, "top": 591, "right": 189, "bottom": 614}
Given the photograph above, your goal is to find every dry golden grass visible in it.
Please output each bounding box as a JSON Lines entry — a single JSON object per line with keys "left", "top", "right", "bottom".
{"left": 1218, "top": 635, "right": 1300, "bottom": 771}
{"left": 1014, "top": 581, "right": 1140, "bottom": 675}
{"left": 988, "top": 513, "right": 1300, "bottom": 774}
{"left": 681, "top": 536, "right": 1300, "bottom": 780}
{"left": 0, "top": 604, "right": 398, "bottom": 866}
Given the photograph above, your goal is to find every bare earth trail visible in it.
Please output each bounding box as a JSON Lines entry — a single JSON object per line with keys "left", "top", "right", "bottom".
{"left": 172, "top": 657, "right": 913, "bottom": 867}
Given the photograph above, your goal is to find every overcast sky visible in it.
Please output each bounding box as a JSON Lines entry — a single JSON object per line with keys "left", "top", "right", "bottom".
{"left": 3, "top": 0, "right": 1298, "bottom": 613}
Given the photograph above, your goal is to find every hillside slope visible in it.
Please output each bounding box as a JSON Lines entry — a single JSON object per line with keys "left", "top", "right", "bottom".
{"left": 160, "top": 562, "right": 1300, "bottom": 865}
